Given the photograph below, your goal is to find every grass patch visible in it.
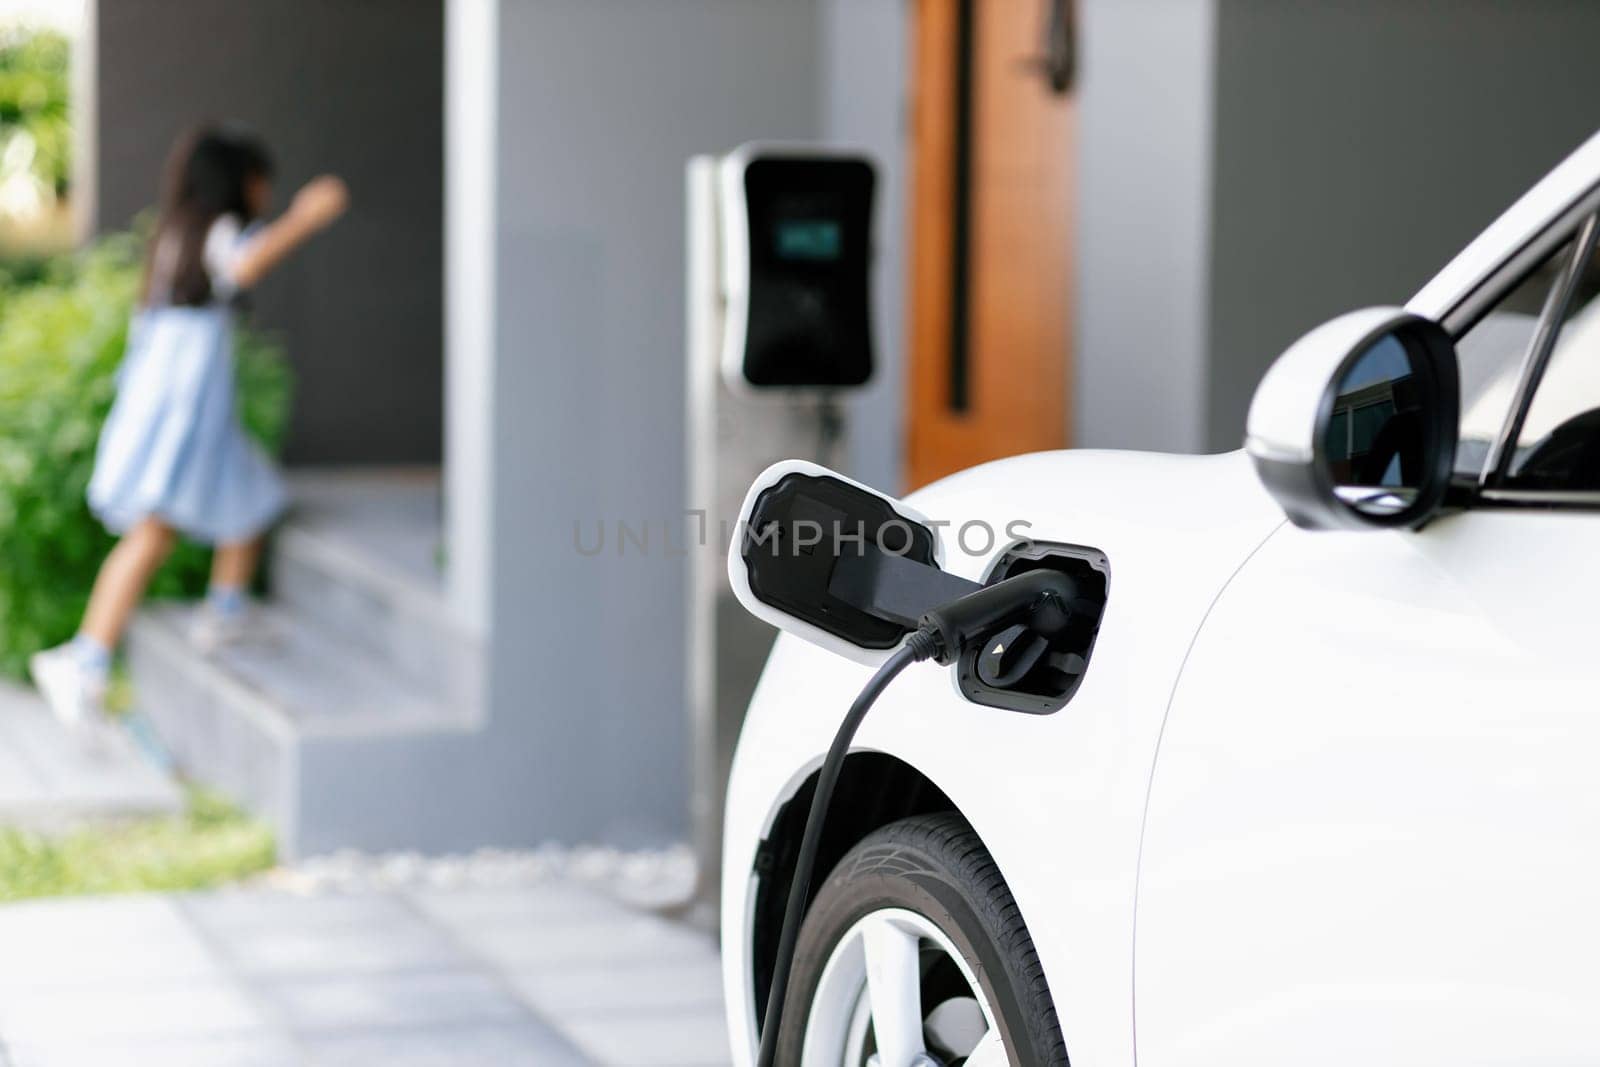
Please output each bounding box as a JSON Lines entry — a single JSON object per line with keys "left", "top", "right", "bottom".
{"left": 0, "top": 787, "right": 276, "bottom": 902}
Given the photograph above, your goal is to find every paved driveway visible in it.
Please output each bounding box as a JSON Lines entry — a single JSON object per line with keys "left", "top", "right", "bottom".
{"left": 0, "top": 881, "right": 731, "bottom": 1066}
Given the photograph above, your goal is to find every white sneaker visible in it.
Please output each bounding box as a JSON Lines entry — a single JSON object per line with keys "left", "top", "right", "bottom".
{"left": 29, "top": 645, "right": 107, "bottom": 729}
{"left": 187, "top": 604, "right": 281, "bottom": 655}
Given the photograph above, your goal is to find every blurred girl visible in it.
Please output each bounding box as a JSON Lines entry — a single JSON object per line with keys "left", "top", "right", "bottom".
{"left": 30, "top": 123, "right": 348, "bottom": 727}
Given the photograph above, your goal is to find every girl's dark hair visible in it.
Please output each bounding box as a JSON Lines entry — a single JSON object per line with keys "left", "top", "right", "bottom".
{"left": 143, "top": 122, "right": 274, "bottom": 307}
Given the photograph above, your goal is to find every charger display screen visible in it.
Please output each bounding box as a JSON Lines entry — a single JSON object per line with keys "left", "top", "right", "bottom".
{"left": 739, "top": 157, "right": 874, "bottom": 388}
{"left": 774, "top": 219, "right": 843, "bottom": 262}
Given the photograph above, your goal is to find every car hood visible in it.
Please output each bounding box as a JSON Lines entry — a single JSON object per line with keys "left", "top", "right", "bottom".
{"left": 898, "top": 448, "right": 1286, "bottom": 584}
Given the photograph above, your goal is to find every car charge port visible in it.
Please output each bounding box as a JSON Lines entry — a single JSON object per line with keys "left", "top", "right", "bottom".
{"left": 958, "top": 541, "right": 1109, "bottom": 714}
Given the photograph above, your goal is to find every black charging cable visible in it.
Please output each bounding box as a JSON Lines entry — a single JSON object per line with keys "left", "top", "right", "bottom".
{"left": 754, "top": 627, "right": 939, "bottom": 1067}
{"left": 754, "top": 569, "right": 1077, "bottom": 1066}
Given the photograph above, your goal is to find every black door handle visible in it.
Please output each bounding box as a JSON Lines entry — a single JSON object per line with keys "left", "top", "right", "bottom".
{"left": 1013, "top": 0, "right": 1075, "bottom": 95}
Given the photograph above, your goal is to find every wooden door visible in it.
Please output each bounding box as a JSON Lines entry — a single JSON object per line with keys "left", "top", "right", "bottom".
{"left": 906, "top": 0, "right": 1076, "bottom": 489}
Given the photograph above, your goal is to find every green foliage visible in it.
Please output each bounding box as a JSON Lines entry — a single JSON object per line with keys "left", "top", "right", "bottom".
{"left": 0, "top": 27, "right": 70, "bottom": 197}
{"left": 0, "top": 249, "right": 49, "bottom": 291}
{"left": 0, "top": 786, "right": 276, "bottom": 901}
{"left": 0, "top": 233, "right": 291, "bottom": 678}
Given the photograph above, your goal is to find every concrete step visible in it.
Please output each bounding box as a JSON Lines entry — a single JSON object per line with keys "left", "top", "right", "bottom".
{"left": 127, "top": 603, "right": 483, "bottom": 856}
{"left": 271, "top": 474, "right": 480, "bottom": 707}
{"left": 0, "top": 679, "right": 182, "bottom": 830}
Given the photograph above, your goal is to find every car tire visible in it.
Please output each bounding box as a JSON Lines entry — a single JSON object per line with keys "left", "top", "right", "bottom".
{"left": 776, "top": 812, "right": 1069, "bottom": 1065}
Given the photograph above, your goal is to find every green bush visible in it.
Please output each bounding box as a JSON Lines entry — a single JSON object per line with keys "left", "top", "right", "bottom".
{"left": 0, "top": 27, "right": 70, "bottom": 198}
{"left": 0, "top": 233, "right": 291, "bottom": 678}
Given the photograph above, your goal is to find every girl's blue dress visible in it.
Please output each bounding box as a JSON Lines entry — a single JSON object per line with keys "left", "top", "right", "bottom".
{"left": 87, "top": 220, "right": 285, "bottom": 545}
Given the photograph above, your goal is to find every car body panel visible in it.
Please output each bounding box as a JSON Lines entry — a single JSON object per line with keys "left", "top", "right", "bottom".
{"left": 1135, "top": 510, "right": 1600, "bottom": 1065}
{"left": 722, "top": 449, "right": 1285, "bottom": 1065}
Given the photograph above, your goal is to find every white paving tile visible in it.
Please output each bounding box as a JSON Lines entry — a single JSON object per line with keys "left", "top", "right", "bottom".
{"left": 182, "top": 889, "right": 418, "bottom": 934}
{"left": 258, "top": 970, "right": 529, "bottom": 1032}
{"left": 508, "top": 956, "right": 726, "bottom": 1017}
{"left": 0, "top": 979, "right": 268, "bottom": 1046}
{"left": 300, "top": 1021, "right": 590, "bottom": 1066}
{"left": 0, "top": 896, "right": 221, "bottom": 992}
{"left": 6, "top": 1033, "right": 299, "bottom": 1067}
{"left": 408, "top": 883, "right": 630, "bottom": 929}
{"left": 206, "top": 916, "right": 467, "bottom": 977}
{"left": 447, "top": 910, "right": 719, "bottom": 972}
{"left": 562, "top": 1009, "right": 733, "bottom": 1066}
{"left": 0, "top": 881, "right": 732, "bottom": 1066}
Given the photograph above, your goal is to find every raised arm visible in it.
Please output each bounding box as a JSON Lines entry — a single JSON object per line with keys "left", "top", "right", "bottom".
{"left": 230, "top": 175, "right": 350, "bottom": 289}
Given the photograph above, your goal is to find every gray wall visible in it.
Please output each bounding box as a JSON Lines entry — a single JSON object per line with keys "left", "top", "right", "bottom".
{"left": 1203, "top": 0, "right": 1600, "bottom": 452}
{"left": 488, "top": 0, "right": 821, "bottom": 843}
{"left": 1075, "top": 0, "right": 1600, "bottom": 455}
{"left": 819, "top": 0, "right": 910, "bottom": 493}
{"left": 93, "top": 0, "right": 443, "bottom": 466}
{"left": 1076, "top": 0, "right": 1217, "bottom": 454}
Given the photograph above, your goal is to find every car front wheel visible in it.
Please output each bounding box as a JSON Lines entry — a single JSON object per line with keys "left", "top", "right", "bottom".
{"left": 775, "top": 813, "right": 1068, "bottom": 1066}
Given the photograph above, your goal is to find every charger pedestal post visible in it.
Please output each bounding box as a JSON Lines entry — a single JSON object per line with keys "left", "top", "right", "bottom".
{"left": 684, "top": 147, "right": 874, "bottom": 921}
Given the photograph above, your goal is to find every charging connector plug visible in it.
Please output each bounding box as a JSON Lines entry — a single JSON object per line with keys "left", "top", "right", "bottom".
{"left": 919, "top": 568, "right": 1078, "bottom": 665}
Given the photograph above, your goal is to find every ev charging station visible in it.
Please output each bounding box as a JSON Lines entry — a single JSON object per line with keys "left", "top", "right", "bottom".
{"left": 684, "top": 143, "right": 877, "bottom": 905}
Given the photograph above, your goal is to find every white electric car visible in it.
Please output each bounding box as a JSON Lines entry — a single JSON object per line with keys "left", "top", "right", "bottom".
{"left": 721, "top": 127, "right": 1600, "bottom": 1067}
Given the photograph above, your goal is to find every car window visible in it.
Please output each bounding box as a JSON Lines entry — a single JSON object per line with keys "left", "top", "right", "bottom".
{"left": 1453, "top": 237, "right": 1576, "bottom": 479}
{"left": 1503, "top": 244, "right": 1600, "bottom": 490}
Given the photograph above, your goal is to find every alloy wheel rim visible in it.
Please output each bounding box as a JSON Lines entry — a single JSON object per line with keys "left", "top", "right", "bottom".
{"left": 801, "top": 906, "right": 1008, "bottom": 1067}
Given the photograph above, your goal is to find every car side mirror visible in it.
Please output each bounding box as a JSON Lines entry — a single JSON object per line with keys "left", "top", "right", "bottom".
{"left": 1246, "top": 307, "right": 1460, "bottom": 531}
{"left": 728, "top": 461, "right": 977, "bottom": 665}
